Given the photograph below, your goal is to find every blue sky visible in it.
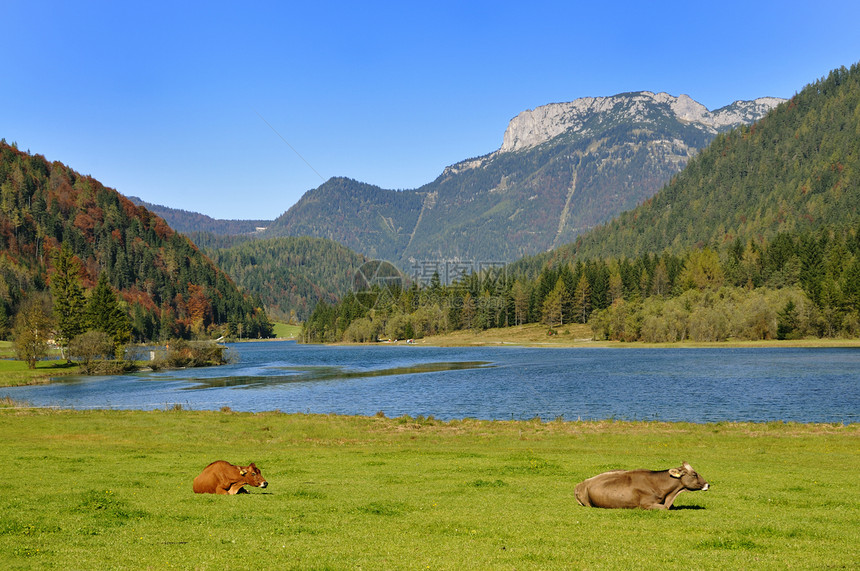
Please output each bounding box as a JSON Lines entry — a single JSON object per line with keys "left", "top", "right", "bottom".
{"left": 3, "top": 1, "right": 859, "bottom": 220}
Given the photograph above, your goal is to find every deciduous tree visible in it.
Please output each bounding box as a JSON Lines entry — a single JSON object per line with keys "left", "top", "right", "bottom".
{"left": 68, "top": 330, "right": 115, "bottom": 374}
{"left": 13, "top": 294, "right": 53, "bottom": 368}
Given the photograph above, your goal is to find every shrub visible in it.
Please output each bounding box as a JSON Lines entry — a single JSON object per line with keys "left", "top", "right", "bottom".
{"left": 152, "top": 339, "right": 231, "bottom": 369}
{"left": 68, "top": 331, "right": 115, "bottom": 374}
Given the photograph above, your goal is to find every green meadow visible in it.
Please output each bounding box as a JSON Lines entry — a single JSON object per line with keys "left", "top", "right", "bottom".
{"left": 0, "top": 358, "right": 79, "bottom": 388}
{"left": 272, "top": 322, "right": 302, "bottom": 340}
{"left": 0, "top": 407, "right": 857, "bottom": 569}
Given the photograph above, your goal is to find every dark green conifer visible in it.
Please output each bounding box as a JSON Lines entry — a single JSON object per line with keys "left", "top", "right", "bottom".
{"left": 50, "top": 244, "right": 87, "bottom": 359}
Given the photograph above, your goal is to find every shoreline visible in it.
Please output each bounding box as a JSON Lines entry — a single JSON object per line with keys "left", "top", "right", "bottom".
{"left": 334, "top": 323, "right": 860, "bottom": 349}
{"left": 0, "top": 406, "right": 855, "bottom": 429}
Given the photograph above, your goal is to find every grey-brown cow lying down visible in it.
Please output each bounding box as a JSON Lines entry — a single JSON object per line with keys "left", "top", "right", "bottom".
{"left": 575, "top": 462, "right": 709, "bottom": 509}
{"left": 193, "top": 461, "right": 268, "bottom": 494}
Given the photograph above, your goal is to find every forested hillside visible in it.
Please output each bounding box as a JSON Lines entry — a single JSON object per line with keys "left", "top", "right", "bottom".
{"left": 204, "top": 236, "right": 366, "bottom": 322}
{"left": 265, "top": 177, "right": 423, "bottom": 262}
{"left": 127, "top": 196, "right": 272, "bottom": 236}
{"left": 566, "top": 65, "right": 860, "bottom": 259}
{"left": 0, "top": 141, "right": 272, "bottom": 342}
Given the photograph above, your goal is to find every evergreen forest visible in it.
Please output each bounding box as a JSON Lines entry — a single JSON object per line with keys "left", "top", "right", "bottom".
{"left": 301, "top": 228, "right": 860, "bottom": 343}
{"left": 202, "top": 236, "right": 366, "bottom": 322}
{"left": 568, "top": 65, "right": 860, "bottom": 259}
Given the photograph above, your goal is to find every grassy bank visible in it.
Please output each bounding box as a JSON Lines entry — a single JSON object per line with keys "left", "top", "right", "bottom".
{"left": 0, "top": 408, "right": 856, "bottom": 569}
{"left": 0, "top": 339, "right": 233, "bottom": 388}
{"left": 0, "top": 359, "right": 81, "bottom": 388}
{"left": 412, "top": 322, "right": 860, "bottom": 348}
{"left": 0, "top": 341, "right": 76, "bottom": 388}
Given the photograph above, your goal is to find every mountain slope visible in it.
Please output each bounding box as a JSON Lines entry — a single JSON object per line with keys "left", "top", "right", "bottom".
{"left": 266, "top": 177, "right": 423, "bottom": 261}
{"left": 563, "top": 64, "right": 860, "bottom": 260}
{"left": 0, "top": 141, "right": 271, "bottom": 340}
{"left": 204, "top": 236, "right": 366, "bottom": 321}
{"left": 127, "top": 196, "right": 272, "bottom": 235}
{"left": 265, "top": 92, "right": 782, "bottom": 266}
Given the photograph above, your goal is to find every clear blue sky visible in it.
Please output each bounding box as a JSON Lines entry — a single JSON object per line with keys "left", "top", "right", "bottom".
{"left": 3, "top": 1, "right": 859, "bottom": 220}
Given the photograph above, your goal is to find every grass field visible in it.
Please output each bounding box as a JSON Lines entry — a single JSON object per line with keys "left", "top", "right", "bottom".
{"left": 0, "top": 358, "right": 80, "bottom": 388}
{"left": 0, "top": 408, "right": 856, "bottom": 569}
{"left": 272, "top": 322, "right": 302, "bottom": 340}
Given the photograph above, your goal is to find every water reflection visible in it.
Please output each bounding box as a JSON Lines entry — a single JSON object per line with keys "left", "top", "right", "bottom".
{"left": 181, "top": 361, "right": 494, "bottom": 389}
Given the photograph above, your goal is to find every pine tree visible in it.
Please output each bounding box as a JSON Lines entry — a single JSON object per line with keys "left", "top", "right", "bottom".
{"left": 87, "top": 272, "right": 131, "bottom": 353}
{"left": 573, "top": 273, "right": 592, "bottom": 324}
{"left": 461, "top": 292, "right": 476, "bottom": 329}
{"left": 50, "top": 244, "right": 87, "bottom": 359}
{"left": 777, "top": 300, "right": 800, "bottom": 340}
{"left": 542, "top": 278, "right": 570, "bottom": 327}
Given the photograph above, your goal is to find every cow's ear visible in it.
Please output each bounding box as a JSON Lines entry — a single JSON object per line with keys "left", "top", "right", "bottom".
{"left": 239, "top": 469, "right": 248, "bottom": 476}
{"left": 668, "top": 468, "right": 682, "bottom": 478}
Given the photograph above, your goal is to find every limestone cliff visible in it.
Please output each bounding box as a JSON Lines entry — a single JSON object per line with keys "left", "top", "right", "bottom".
{"left": 498, "top": 92, "right": 784, "bottom": 154}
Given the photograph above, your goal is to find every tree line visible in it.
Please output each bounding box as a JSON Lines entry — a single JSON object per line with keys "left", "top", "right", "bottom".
{"left": 301, "top": 227, "right": 860, "bottom": 344}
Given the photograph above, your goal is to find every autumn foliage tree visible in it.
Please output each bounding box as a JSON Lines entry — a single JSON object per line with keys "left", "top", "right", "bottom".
{"left": 13, "top": 293, "right": 53, "bottom": 368}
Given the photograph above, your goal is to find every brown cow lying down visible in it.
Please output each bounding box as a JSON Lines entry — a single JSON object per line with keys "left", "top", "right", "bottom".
{"left": 575, "top": 461, "right": 709, "bottom": 510}
{"left": 193, "top": 461, "right": 268, "bottom": 494}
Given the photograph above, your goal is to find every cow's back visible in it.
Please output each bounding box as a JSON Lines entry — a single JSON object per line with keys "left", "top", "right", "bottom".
{"left": 193, "top": 460, "right": 238, "bottom": 494}
{"left": 575, "top": 470, "right": 630, "bottom": 507}
{"left": 578, "top": 469, "right": 672, "bottom": 509}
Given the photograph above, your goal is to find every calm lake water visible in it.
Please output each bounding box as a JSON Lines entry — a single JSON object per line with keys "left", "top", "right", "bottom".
{"left": 3, "top": 341, "right": 858, "bottom": 423}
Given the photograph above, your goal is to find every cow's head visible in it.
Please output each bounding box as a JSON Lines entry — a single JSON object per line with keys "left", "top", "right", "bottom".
{"left": 239, "top": 463, "right": 268, "bottom": 489}
{"left": 668, "top": 461, "right": 709, "bottom": 491}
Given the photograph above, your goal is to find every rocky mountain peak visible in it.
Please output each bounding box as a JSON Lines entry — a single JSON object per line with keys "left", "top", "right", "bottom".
{"left": 498, "top": 92, "right": 785, "bottom": 154}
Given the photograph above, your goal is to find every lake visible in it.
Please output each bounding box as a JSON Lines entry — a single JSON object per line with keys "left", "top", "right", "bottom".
{"left": 3, "top": 341, "right": 858, "bottom": 423}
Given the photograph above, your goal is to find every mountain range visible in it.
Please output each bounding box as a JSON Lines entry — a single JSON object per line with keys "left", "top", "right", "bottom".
{"left": 142, "top": 91, "right": 782, "bottom": 269}
{"left": 127, "top": 91, "right": 784, "bottom": 317}
{"left": 126, "top": 196, "right": 272, "bottom": 236}
{"left": 261, "top": 91, "right": 783, "bottom": 267}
